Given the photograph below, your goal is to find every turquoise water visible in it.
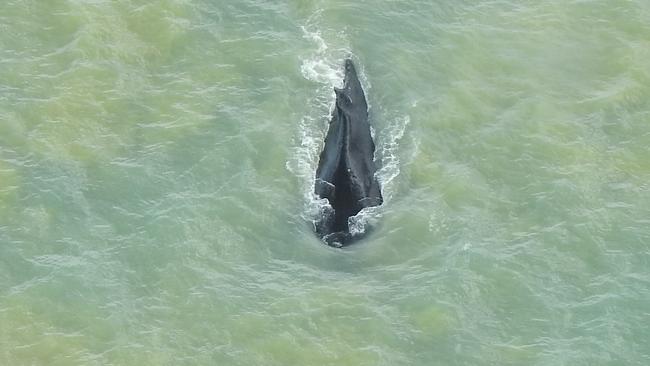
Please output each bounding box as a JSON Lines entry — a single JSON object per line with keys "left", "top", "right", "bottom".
{"left": 1, "top": 0, "right": 650, "bottom": 364}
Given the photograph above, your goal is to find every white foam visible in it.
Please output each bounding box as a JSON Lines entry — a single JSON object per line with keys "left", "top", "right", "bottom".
{"left": 299, "top": 25, "right": 346, "bottom": 88}
{"left": 376, "top": 115, "right": 410, "bottom": 198}
{"left": 286, "top": 21, "right": 349, "bottom": 229}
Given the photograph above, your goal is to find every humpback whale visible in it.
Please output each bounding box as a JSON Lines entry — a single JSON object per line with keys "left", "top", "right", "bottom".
{"left": 314, "top": 59, "right": 383, "bottom": 247}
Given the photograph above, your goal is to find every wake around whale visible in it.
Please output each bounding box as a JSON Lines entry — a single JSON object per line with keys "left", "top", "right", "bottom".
{"left": 313, "top": 59, "right": 383, "bottom": 247}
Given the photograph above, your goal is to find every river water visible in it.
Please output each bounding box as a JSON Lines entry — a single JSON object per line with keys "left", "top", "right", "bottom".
{"left": 1, "top": 1, "right": 649, "bottom": 365}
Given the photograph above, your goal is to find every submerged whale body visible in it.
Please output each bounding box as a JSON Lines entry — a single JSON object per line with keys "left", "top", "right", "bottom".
{"left": 314, "top": 59, "right": 383, "bottom": 247}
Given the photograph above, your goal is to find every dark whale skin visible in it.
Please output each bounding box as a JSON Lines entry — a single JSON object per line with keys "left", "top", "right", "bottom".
{"left": 314, "top": 59, "right": 383, "bottom": 247}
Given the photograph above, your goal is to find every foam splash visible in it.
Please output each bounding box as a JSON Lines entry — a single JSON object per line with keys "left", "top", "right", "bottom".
{"left": 286, "top": 21, "right": 347, "bottom": 217}
{"left": 376, "top": 115, "right": 410, "bottom": 196}
{"left": 299, "top": 26, "right": 344, "bottom": 87}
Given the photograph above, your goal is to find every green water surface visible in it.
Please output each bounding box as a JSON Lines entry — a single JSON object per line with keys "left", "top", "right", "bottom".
{"left": 1, "top": 1, "right": 649, "bottom": 365}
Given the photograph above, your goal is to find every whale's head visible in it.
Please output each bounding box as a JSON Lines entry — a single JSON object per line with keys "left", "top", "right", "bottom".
{"left": 342, "top": 59, "right": 362, "bottom": 92}
{"left": 344, "top": 59, "right": 356, "bottom": 78}
{"left": 335, "top": 59, "right": 366, "bottom": 111}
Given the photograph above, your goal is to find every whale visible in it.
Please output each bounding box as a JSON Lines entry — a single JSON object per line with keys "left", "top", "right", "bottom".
{"left": 313, "top": 59, "right": 383, "bottom": 247}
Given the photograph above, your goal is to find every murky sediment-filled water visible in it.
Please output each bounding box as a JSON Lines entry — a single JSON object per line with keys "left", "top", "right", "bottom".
{"left": 1, "top": 1, "right": 649, "bottom": 364}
